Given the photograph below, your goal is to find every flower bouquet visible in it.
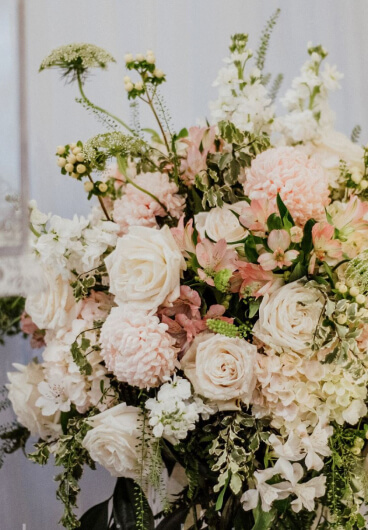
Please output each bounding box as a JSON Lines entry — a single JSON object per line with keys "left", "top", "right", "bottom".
{"left": 3, "top": 10, "right": 368, "bottom": 530}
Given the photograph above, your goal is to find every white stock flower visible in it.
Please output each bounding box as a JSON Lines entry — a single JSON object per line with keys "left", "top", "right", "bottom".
{"left": 105, "top": 225, "right": 186, "bottom": 311}
{"left": 7, "top": 361, "right": 61, "bottom": 440}
{"left": 181, "top": 332, "right": 257, "bottom": 410}
{"left": 82, "top": 403, "right": 142, "bottom": 478}
{"left": 25, "top": 266, "right": 81, "bottom": 332}
{"left": 253, "top": 281, "right": 324, "bottom": 355}
{"left": 195, "top": 202, "right": 248, "bottom": 243}
{"left": 145, "top": 377, "right": 214, "bottom": 445}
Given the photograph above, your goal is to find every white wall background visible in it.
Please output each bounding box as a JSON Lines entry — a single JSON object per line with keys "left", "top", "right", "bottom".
{"left": 1, "top": 1, "right": 368, "bottom": 528}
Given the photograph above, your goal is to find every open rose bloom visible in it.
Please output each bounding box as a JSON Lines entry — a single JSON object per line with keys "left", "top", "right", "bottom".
{"left": 5, "top": 21, "right": 368, "bottom": 530}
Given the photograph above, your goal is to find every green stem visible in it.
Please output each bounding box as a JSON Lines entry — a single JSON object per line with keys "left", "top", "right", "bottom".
{"left": 87, "top": 174, "right": 111, "bottom": 221}
{"left": 144, "top": 87, "right": 170, "bottom": 154}
{"left": 77, "top": 73, "right": 133, "bottom": 134}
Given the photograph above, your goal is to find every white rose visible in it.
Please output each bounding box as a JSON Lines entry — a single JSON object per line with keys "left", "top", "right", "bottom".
{"left": 195, "top": 202, "right": 248, "bottom": 243}
{"left": 82, "top": 403, "right": 142, "bottom": 478}
{"left": 181, "top": 332, "right": 257, "bottom": 410}
{"left": 25, "top": 266, "right": 80, "bottom": 331}
{"left": 253, "top": 280, "right": 324, "bottom": 355}
{"left": 105, "top": 225, "right": 186, "bottom": 311}
{"left": 7, "top": 362, "right": 61, "bottom": 440}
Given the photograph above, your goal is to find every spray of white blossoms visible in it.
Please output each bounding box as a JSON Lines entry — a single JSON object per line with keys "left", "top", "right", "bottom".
{"left": 145, "top": 376, "right": 214, "bottom": 445}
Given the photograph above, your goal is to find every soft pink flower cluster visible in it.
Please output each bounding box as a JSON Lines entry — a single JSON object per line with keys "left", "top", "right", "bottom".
{"left": 244, "top": 146, "right": 330, "bottom": 226}
{"left": 100, "top": 305, "right": 179, "bottom": 388}
{"left": 113, "top": 172, "right": 185, "bottom": 234}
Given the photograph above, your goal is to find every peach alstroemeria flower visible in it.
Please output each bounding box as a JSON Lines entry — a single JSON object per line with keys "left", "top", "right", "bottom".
{"left": 258, "top": 230, "right": 299, "bottom": 271}
{"left": 239, "top": 199, "right": 276, "bottom": 236}
{"left": 308, "top": 222, "right": 342, "bottom": 273}
{"left": 330, "top": 196, "right": 368, "bottom": 240}
{"left": 233, "top": 262, "right": 284, "bottom": 299}
{"left": 180, "top": 126, "right": 217, "bottom": 186}
{"left": 196, "top": 238, "right": 237, "bottom": 286}
{"left": 171, "top": 216, "right": 197, "bottom": 258}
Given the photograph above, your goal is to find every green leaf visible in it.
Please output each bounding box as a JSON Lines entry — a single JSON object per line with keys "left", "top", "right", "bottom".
{"left": 251, "top": 505, "right": 276, "bottom": 530}
{"left": 113, "top": 477, "right": 154, "bottom": 530}
{"left": 156, "top": 505, "right": 190, "bottom": 529}
{"left": 266, "top": 213, "right": 283, "bottom": 231}
{"left": 276, "top": 193, "right": 294, "bottom": 226}
{"left": 79, "top": 499, "right": 109, "bottom": 530}
{"left": 216, "top": 472, "right": 231, "bottom": 511}
{"left": 288, "top": 261, "right": 306, "bottom": 283}
{"left": 244, "top": 235, "right": 259, "bottom": 263}
{"left": 249, "top": 299, "right": 261, "bottom": 319}
{"left": 301, "top": 219, "right": 316, "bottom": 256}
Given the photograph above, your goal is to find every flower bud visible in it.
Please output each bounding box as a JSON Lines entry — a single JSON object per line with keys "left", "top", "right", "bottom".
{"left": 336, "top": 314, "right": 347, "bottom": 325}
{"left": 290, "top": 226, "right": 303, "bottom": 244}
{"left": 360, "top": 180, "right": 368, "bottom": 190}
{"left": 134, "top": 81, "right": 144, "bottom": 91}
{"left": 153, "top": 68, "right": 164, "bottom": 79}
{"left": 351, "top": 168, "right": 363, "bottom": 184}
{"left": 124, "top": 53, "right": 133, "bottom": 63}
{"left": 71, "top": 172, "right": 79, "bottom": 179}
{"left": 349, "top": 286, "right": 360, "bottom": 297}
{"left": 76, "top": 152, "right": 85, "bottom": 162}
{"left": 72, "top": 146, "right": 82, "bottom": 155}
{"left": 98, "top": 182, "right": 108, "bottom": 193}
{"left": 336, "top": 282, "right": 348, "bottom": 294}
{"left": 67, "top": 154, "right": 77, "bottom": 164}
{"left": 135, "top": 53, "right": 144, "bottom": 62}
{"left": 77, "top": 164, "right": 86, "bottom": 174}
{"left": 84, "top": 181, "right": 94, "bottom": 192}
{"left": 123, "top": 75, "right": 131, "bottom": 83}
{"left": 65, "top": 163, "right": 74, "bottom": 173}
{"left": 57, "top": 157, "right": 66, "bottom": 168}
{"left": 70, "top": 143, "right": 77, "bottom": 149}
{"left": 56, "top": 145, "right": 66, "bottom": 155}
{"left": 356, "top": 294, "right": 366, "bottom": 305}
{"left": 125, "top": 82, "right": 134, "bottom": 92}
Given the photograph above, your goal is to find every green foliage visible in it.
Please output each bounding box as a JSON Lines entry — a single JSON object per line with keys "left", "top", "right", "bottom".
{"left": 0, "top": 296, "right": 25, "bottom": 345}
{"left": 195, "top": 122, "right": 270, "bottom": 209}
{"left": 351, "top": 124, "right": 362, "bottom": 144}
{"left": 255, "top": 9, "right": 281, "bottom": 72}
{"left": 82, "top": 132, "right": 147, "bottom": 169}
{"left": 0, "top": 421, "right": 30, "bottom": 469}
{"left": 269, "top": 73, "right": 284, "bottom": 102}
{"left": 55, "top": 416, "right": 96, "bottom": 529}
{"left": 323, "top": 425, "right": 368, "bottom": 529}
{"left": 205, "top": 412, "right": 269, "bottom": 503}
{"left": 70, "top": 336, "right": 94, "bottom": 376}
{"left": 70, "top": 265, "right": 107, "bottom": 302}
{"left": 206, "top": 319, "right": 251, "bottom": 339}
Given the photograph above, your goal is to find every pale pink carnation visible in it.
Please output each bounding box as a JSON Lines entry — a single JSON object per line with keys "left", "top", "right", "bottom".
{"left": 100, "top": 305, "right": 178, "bottom": 388}
{"left": 244, "top": 146, "right": 330, "bottom": 226}
{"left": 113, "top": 172, "right": 185, "bottom": 234}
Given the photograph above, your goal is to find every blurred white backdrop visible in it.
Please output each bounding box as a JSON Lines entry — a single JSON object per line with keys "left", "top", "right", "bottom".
{"left": 1, "top": 0, "right": 368, "bottom": 528}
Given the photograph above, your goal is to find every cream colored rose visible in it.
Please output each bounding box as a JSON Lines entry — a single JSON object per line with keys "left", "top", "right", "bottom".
{"left": 181, "top": 332, "right": 257, "bottom": 410}
{"left": 82, "top": 403, "right": 142, "bottom": 478}
{"left": 7, "top": 362, "right": 61, "bottom": 440}
{"left": 253, "top": 280, "right": 324, "bottom": 355}
{"left": 105, "top": 225, "right": 186, "bottom": 311}
{"left": 195, "top": 202, "right": 248, "bottom": 243}
{"left": 25, "top": 266, "right": 80, "bottom": 331}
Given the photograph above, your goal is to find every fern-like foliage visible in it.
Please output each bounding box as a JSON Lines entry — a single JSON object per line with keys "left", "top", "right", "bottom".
{"left": 269, "top": 73, "right": 284, "bottom": 103}
{"left": 351, "top": 124, "right": 362, "bottom": 144}
{"left": 255, "top": 8, "right": 281, "bottom": 72}
{"left": 76, "top": 97, "right": 121, "bottom": 130}
{"left": 130, "top": 100, "right": 141, "bottom": 136}
{"left": 151, "top": 88, "right": 174, "bottom": 138}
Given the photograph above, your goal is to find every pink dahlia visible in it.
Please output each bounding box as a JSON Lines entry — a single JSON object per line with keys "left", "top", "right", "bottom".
{"left": 243, "top": 146, "right": 330, "bottom": 226}
{"left": 113, "top": 172, "right": 185, "bottom": 234}
{"left": 100, "top": 305, "right": 178, "bottom": 388}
